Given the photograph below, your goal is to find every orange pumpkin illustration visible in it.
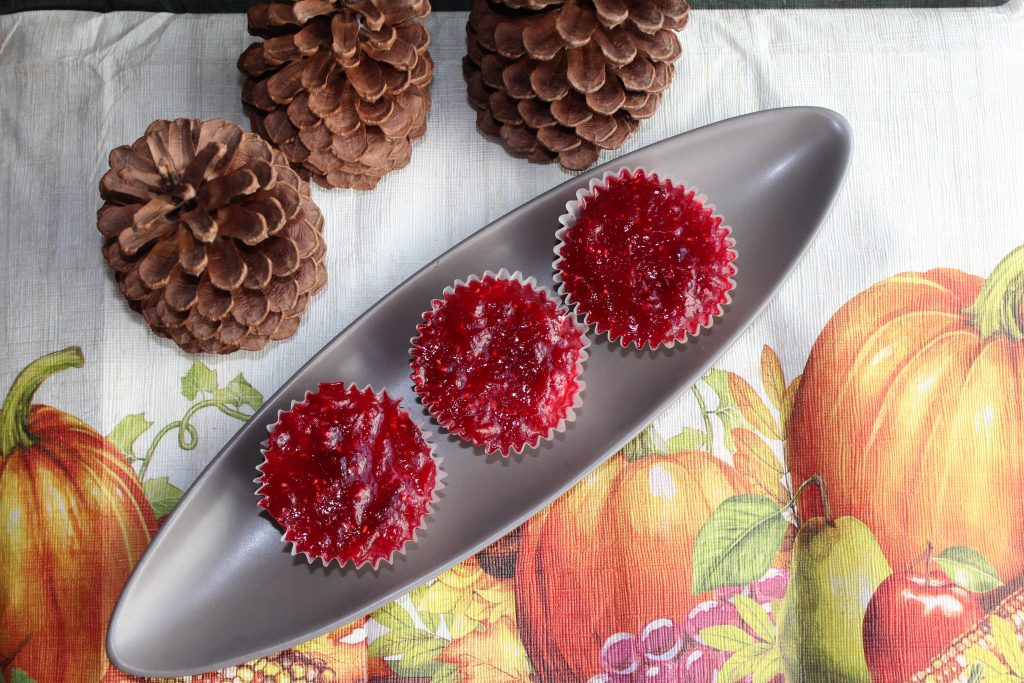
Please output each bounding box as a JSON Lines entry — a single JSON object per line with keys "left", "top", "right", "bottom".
{"left": 788, "top": 246, "right": 1024, "bottom": 581}
{"left": 516, "top": 436, "right": 746, "bottom": 681}
{"left": 0, "top": 348, "right": 156, "bottom": 682}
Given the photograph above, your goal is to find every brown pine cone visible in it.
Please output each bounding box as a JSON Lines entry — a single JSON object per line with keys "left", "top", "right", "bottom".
{"left": 98, "top": 118, "right": 327, "bottom": 354}
{"left": 239, "top": 0, "right": 434, "bottom": 190}
{"left": 464, "top": 0, "right": 686, "bottom": 170}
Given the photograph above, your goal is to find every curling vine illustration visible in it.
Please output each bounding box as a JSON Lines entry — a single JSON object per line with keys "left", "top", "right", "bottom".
{"left": 107, "top": 361, "right": 264, "bottom": 517}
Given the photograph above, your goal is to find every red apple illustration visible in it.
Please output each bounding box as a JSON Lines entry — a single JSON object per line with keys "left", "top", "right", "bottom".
{"left": 862, "top": 549, "right": 984, "bottom": 683}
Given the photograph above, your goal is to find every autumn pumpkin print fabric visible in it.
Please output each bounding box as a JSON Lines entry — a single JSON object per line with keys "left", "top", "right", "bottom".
{"left": 6, "top": 246, "right": 1024, "bottom": 683}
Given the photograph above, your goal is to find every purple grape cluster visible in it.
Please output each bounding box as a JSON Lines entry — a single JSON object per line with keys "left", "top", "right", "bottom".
{"left": 586, "top": 569, "right": 788, "bottom": 683}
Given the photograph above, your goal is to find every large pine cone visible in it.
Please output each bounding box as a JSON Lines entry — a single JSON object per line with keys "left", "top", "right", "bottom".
{"left": 98, "top": 118, "right": 327, "bottom": 354}
{"left": 239, "top": 0, "right": 434, "bottom": 190}
{"left": 464, "top": 0, "right": 687, "bottom": 170}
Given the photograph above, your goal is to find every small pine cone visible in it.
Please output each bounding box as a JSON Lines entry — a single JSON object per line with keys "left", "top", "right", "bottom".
{"left": 463, "top": 0, "right": 686, "bottom": 170}
{"left": 98, "top": 118, "right": 328, "bottom": 355}
{"left": 239, "top": 0, "right": 434, "bottom": 190}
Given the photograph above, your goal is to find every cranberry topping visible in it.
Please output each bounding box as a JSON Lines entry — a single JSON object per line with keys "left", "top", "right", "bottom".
{"left": 257, "top": 383, "right": 437, "bottom": 566}
{"left": 411, "top": 274, "right": 585, "bottom": 455}
{"left": 557, "top": 169, "right": 736, "bottom": 348}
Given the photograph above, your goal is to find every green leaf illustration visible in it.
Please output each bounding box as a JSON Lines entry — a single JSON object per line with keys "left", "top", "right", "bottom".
{"left": 8, "top": 669, "right": 38, "bottom": 683}
{"left": 990, "top": 616, "right": 1024, "bottom": 676}
{"left": 665, "top": 427, "right": 708, "bottom": 453}
{"left": 935, "top": 546, "right": 1004, "bottom": 593}
{"left": 418, "top": 610, "right": 441, "bottom": 635}
{"left": 732, "top": 428, "right": 784, "bottom": 474}
{"left": 966, "top": 644, "right": 1008, "bottom": 676}
{"left": 703, "top": 368, "right": 745, "bottom": 451}
{"left": 181, "top": 361, "right": 217, "bottom": 400}
{"left": 142, "top": 477, "right": 184, "bottom": 517}
{"left": 372, "top": 602, "right": 416, "bottom": 631}
{"left": 107, "top": 413, "right": 153, "bottom": 459}
{"left": 733, "top": 594, "right": 775, "bottom": 643}
{"left": 727, "top": 373, "right": 782, "bottom": 440}
{"left": 692, "top": 494, "right": 787, "bottom": 595}
{"left": 716, "top": 643, "right": 772, "bottom": 683}
{"left": 966, "top": 662, "right": 985, "bottom": 683}
{"left": 216, "top": 373, "right": 264, "bottom": 412}
{"left": 751, "top": 647, "right": 783, "bottom": 683}
{"left": 703, "top": 368, "right": 734, "bottom": 407}
{"left": 699, "top": 625, "right": 756, "bottom": 653}
{"left": 760, "top": 346, "right": 786, "bottom": 412}
{"left": 781, "top": 375, "right": 801, "bottom": 427}
{"left": 394, "top": 637, "right": 448, "bottom": 677}
{"left": 368, "top": 627, "right": 439, "bottom": 658}
{"left": 370, "top": 624, "right": 449, "bottom": 678}
{"left": 770, "top": 598, "right": 787, "bottom": 630}
{"left": 430, "top": 663, "right": 461, "bottom": 683}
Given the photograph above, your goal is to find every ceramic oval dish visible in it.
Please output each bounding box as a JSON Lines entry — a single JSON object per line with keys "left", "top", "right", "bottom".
{"left": 108, "top": 107, "right": 852, "bottom": 677}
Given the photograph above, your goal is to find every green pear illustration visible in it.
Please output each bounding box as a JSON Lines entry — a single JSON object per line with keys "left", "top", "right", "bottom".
{"left": 781, "top": 476, "right": 892, "bottom": 682}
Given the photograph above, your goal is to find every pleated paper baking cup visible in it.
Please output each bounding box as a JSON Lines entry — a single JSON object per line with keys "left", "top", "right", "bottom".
{"left": 255, "top": 383, "right": 443, "bottom": 569}
{"left": 553, "top": 167, "right": 737, "bottom": 350}
{"left": 409, "top": 269, "right": 589, "bottom": 456}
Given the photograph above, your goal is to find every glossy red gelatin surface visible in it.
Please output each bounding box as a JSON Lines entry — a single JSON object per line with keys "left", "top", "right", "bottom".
{"left": 257, "top": 384, "right": 437, "bottom": 567}
{"left": 411, "top": 275, "right": 585, "bottom": 455}
{"left": 557, "top": 169, "right": 736, "bottom": 348}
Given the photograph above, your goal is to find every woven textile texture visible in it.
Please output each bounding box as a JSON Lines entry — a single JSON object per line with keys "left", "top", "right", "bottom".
{"left": 1, "top": 3, "right": 1023, "bottom": 681}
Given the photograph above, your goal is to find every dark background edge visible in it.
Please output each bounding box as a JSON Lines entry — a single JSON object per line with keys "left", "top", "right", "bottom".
{"left": 0, "top": 0, "right": 1011, "bottom": 13}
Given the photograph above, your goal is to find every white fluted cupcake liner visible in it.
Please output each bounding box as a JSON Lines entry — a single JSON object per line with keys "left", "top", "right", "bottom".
{"left": 553, "top": 167, "right": 737, "bottom": 350}
{"left": 410, "top": 268, "right": 589, "bottom": 456}
{"left": 255, "top": 383, "right": 444, "bottom": 570}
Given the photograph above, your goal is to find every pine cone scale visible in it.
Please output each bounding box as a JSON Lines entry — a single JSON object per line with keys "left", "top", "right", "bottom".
{"left": 196, "top": 276, "right": 232, "bottom": 320}
{"left": 593, "top": 26, "right": 635, "bottom": 65}
{"left": 529, "top": 53, "right": 570, "bottom": 100}
{"left": 585, "top": 70, "right": 626, "bottom": 114}
{"left": 536, "top": 124, "right": 580, "bottom": 152}
{"left": 138, "top": 238, "right": 179, "bottom": 288}
{"left": 500, "top": 123, "right": 539, "bottom": 153}
{"left": 117, "top": 210, "right": 174, "bottom": 254}
{"left": 97, "top": 204, "right": 137, "bottom": 238}
{"left": 559, "top": 139, "right": 599, "bottom": 169}
{"left": 593, "top": 0, "right": 629, "bottom": 25}
{"left": 164, "top": 269, "right": 199, "bottom": 311}
{"left": 555, "top": 0, "right": 597, "bottom": 46}
{"left": 550, "top": 91, "right": 592, "bottom": 126}
{"left": 266, "top": 275, "right": 299, "bottom": 312}
{"left": 287, "top": 93, "right": 320, "bottom": 128}
{"left": 241, "top": 249, "right": 273, "bottom": 288}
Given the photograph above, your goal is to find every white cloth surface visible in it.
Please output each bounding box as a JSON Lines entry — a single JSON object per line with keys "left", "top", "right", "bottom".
{"left": 0, "top": 3, "right": 1022, "bottom": 485}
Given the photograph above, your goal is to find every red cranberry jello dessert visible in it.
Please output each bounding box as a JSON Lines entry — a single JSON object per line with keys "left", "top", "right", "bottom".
{"left": 555, "top": 168, "right": 737, "bottom": 349}
{"left": 410, "top": 270, "right": 587, "bottom": 456}
{"left": 256, "top": 383, "right": 439, "bottom": 567}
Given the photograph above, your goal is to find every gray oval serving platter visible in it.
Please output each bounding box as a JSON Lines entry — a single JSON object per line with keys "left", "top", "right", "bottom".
{"left": 108, "top": 106, "right": 852, "bottom": 677}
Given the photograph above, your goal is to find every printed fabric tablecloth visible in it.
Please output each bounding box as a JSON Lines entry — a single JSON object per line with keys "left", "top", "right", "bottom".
{"left": 1, "top": 3, "right": 1024, "bottom": 682}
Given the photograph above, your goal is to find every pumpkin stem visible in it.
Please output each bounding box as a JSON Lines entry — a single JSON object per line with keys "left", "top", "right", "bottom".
{"left": 965, "top": 245, "right": 1024, "bottom": 341}
{"left": 621, "top": 424, "right": 669, "bottom": 461}
{"left": 0, "top": 347, "right": 84, "bottom": 456}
